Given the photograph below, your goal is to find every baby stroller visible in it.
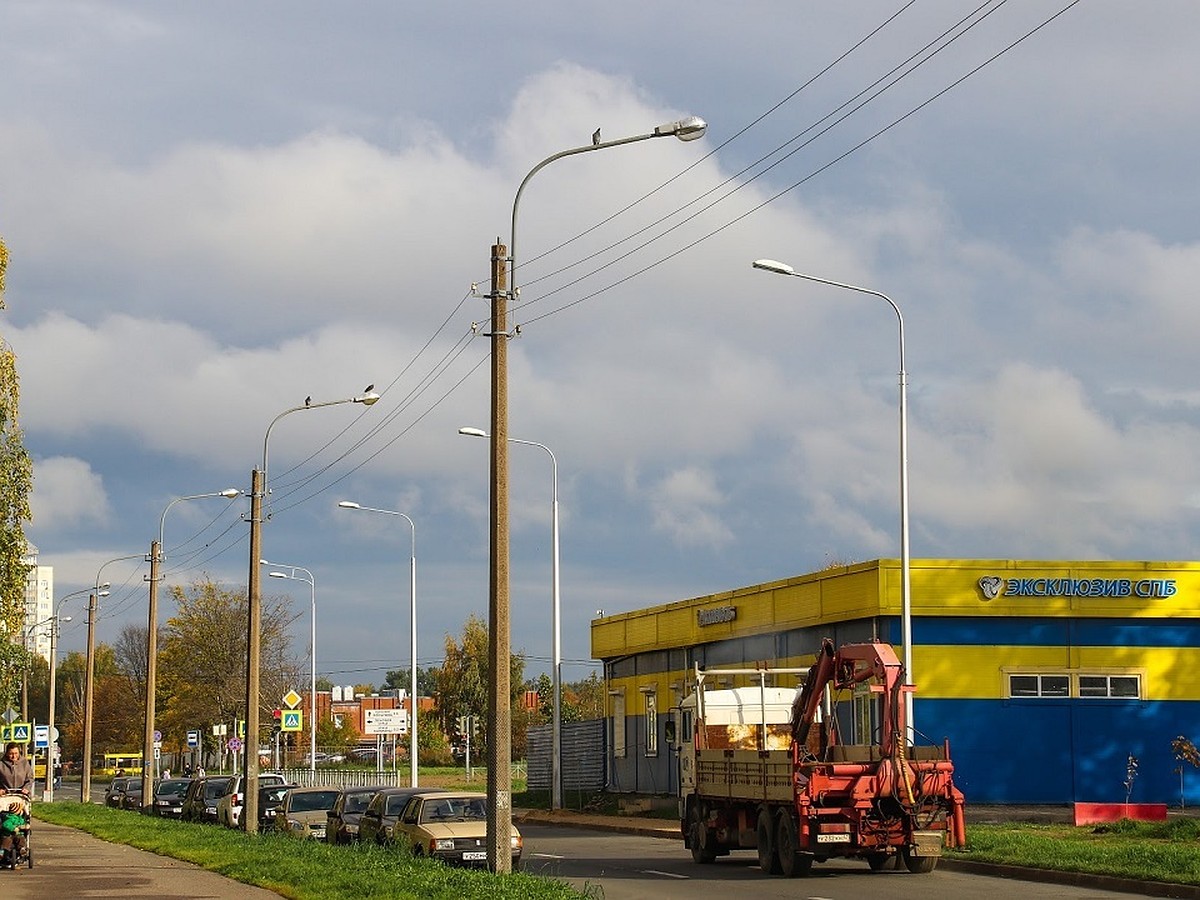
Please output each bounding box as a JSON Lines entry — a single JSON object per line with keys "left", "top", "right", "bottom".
{"left": 0, "top": 793, "right": 31, "bottom": 870}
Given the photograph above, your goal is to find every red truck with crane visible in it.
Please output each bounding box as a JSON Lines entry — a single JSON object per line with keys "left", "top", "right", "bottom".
{"left": 678, "top": 638, "right": 966, "bottom": 876}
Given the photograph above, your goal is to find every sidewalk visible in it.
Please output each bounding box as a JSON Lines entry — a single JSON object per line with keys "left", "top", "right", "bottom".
{"left": 0, "top": 820, "right": 280, "bottom": 899}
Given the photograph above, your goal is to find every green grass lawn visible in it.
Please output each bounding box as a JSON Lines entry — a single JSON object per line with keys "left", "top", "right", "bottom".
{"left": 34, "top": 802, "right": 592, "bottom": 900}
{"left": 951, "top": 817, "right": 1200, "bottom": 886}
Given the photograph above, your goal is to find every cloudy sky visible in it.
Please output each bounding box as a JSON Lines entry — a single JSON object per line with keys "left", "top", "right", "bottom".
{"left": 4, "top": 1, "right": 1199, "bottom": 690}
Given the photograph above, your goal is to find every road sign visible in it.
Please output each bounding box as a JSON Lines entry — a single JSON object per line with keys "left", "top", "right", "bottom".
{"left": 9, "top": 723, "right": 30, "bottom": 743}
{"left": 154, "top": 729, "right": 162, "bottom": 742}
{"left": 34, "top": 725, "right": 49, "bottom": 749}
{"left": 2, "top": 708, "right": 17, "bottom": 724}
{"left": 363, "top": 708, "right": 407, "bottom": 735}
{"left": 280, "top": 710, "right": 303, "bottom": 732}
{"left": 282, "top": 689, "right": 303, "bottom": 709}
{"left": 228, "top": 737, "right": 242, "bottom": 752}
{"left": 187, "top": 730, "right": 200, "bottom": 748}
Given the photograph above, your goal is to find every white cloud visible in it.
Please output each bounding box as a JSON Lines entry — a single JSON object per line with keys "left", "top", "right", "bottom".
{"left": 647, "top": 466, "right": 733, "bottom": 548}
{"left": 30, "top": 456, "right": 109, "bottom": 530}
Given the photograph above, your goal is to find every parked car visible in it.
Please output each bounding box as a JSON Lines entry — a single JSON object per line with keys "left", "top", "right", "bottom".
{"left": 180, "top": 775, "right": 235, "bottom": 823}
{"left": 119, "top": 780, "right": 145, "bottom": 811}
{"left": 216, "top": 772, "right": 287, "bottom": 827}
{"left": 395, "top": 791, "right": 522, "bottom": 869}
{"left": 256, "top": 783, "right": 295, "bottom": 832}
{"left": 274, "top": 786, "right": 341, "bottom": 840}
{"left": 358, "top": 787, "right": 445, "bottom": 846}
{"left": 325, "top": 785, "right": 389, "bottom": 844}
{"left": 149, "top": 777, "right": 194, "bottom": 818}
{"left": 104, "top": 776, "right": 135, "bottom": 808}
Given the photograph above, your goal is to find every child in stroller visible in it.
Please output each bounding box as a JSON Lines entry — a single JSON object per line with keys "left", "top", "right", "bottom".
{"left": 0, "top": 793, "right": 29, "bottom": 869}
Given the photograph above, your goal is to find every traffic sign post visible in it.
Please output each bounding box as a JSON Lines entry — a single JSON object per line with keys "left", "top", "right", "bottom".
{"left": 9, "top": 723, "right": 31, "bottom": 743}
{"left": 280, "top": 710, "right": 303, "bottom": 732}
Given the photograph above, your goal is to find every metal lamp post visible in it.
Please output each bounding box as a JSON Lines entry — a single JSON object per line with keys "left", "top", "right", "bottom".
{"left": 459, "top": 425, "right": 563, "bottom": 810}
{"left": 243, "top": 387, "right": 379, "bottom": 833}
{"left": 263, "top": 561, "right": 317, "bottom": 774}
{"left": 43, "top": 590, "right": 89, "bottom": 801}
{"left": 752, "top": 258, "right": 914, "bottom": 737}
{"left": 336, "top": 500, "right": 418, "bottom": 788}
{"left": 481, "top": 113, "right": 707, "bottom": 872}
{"left": 81, "top": 562, "right": 125, "bottom": 804}
{"left": 142, "top": 488, "right": 241, "bottom": 809}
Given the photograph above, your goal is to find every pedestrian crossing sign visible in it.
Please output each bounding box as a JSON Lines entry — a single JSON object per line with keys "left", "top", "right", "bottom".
{"left": 281, "top": 710, "right": 303, "bottom": 732}
{"left": 7, "top": 722, "right": 31, "bottom": 743}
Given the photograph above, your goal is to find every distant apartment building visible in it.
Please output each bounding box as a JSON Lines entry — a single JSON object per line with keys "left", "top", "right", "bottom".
{"left": 22, "top": 543, "right": 53, "bottom": 663}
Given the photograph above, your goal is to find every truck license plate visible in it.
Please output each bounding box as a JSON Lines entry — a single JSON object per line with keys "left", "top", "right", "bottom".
{"left": 816, "top": 833, "right": 851, "bottom": 843}
{"left": 462, "top": 851, "right": 487, "bottom": 861}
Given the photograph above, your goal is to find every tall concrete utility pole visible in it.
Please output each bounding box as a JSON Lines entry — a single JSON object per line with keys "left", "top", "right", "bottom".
{"left": 486, "top": 240, "right": 512, "bottom": 873}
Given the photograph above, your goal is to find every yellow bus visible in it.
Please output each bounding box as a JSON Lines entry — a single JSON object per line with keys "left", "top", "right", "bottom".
{"left": 100, "top": 752, "right": 143, "bottom": 777}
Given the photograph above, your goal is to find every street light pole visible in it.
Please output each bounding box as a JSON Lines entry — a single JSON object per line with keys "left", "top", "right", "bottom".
{"left": 484, "top": 114, "right": 707, "bottom": 872}
{"left": 459, "top": 426, "right": 562, "bottom": 810}
{"left": 263, "top": 561, "right": 316, "bottom": 774}
{"left": 336, "top": 501, "right": 418, "bottom": 788}
{"left": 244, "top": 388, "right": 378, "bottom": 833}
{"left": 752, "top": 259, "right": 915, "bottom": 738}
{"left": 79, "top": 558, "right": 130, "bottom": 804}
{"left": 143, "top": 489, "right": 240, "bottom": 810}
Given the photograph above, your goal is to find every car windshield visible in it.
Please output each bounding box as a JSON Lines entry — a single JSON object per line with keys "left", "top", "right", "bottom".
{"left": 385, "top": 795, "right": 411, "bottom": 816}
{"left": 290, "top": 791, "right": 339, "bottom": 813}
{"left": 156, "top": 780, "right": 190, "bottom": 798}
{"left": 204, "top": 779, "right": 233, "bottom": 800}
{"left": 346, "top": 792, "right": 376, "bottom": 813}
{"left": 420, "top": 797, "right": 487, "bottom": 823}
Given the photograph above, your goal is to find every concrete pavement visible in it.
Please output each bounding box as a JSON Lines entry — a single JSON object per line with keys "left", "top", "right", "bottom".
{"left": 0, "top": 820, "right": 280, "bottom": 899}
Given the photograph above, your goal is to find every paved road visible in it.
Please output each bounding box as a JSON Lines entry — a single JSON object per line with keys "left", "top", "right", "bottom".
{"left": 519, "top": 822, "right": 1188, "bottom": 900}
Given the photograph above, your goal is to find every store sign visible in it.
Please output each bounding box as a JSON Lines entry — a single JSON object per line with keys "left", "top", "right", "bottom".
{"left": 979, "top": 575, "right": 1177, "bottom": 600}
{"left": 697, "top": 605, "right": 737, "bottom": 626}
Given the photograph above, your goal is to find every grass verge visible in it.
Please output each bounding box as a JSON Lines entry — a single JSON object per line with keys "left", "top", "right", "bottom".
{"left": 952, "top": 818, "right": 1200, "bottom": 886}
{"left": 34, "top": 803, "right": 589, "bottom": 900}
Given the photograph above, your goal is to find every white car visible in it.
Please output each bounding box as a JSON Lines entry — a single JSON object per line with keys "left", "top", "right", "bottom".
{"left": 216, "top": 772, "right": 287, "bottom": 827}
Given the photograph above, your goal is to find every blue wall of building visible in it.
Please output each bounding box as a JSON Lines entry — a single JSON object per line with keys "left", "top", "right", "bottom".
{"left": 920, "top": 698, "right": 1198, "bottom": 805}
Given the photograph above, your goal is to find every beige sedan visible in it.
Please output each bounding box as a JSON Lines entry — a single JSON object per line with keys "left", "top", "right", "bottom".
{"left": 274, "top": 786, "right": 341, "bottom": 840}
{"left": 394, "top": 791, "right": 522, "bottom": 869}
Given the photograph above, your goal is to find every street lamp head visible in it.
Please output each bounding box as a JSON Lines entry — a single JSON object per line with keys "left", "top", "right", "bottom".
{"left": 337, "top": 500, "right": 361, "bottom": 510}
{"left": 355, "top": 391, "right": 381, "bottom": 406}
{"left": 98, "top": 582, "right": 111, "bottom": 590}
{"left": 60, "top": 616, "right": 72, "bottom": 624}
{"left": 220, "top": 488, "right": 241, "bottom": 499}
{"left": 458, "top": 427, "right": 488, "bottom": 438}
{"left": 656, "top": 115, "right": 707, "bottom": 141}
{"left": 752, "top": 258, "right": 796, "bottom": 276}
{"left": 269, "top": 571, "right": 288, "bottom": 579}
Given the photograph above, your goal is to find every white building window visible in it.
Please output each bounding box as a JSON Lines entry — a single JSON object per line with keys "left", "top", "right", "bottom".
{"left": 1079, "top": 674, "right": 1140, "bottom": 699}
{"left": 611, "top": 691, "right": 626, "bottom": 758}
{"left": 644, "top": 691, "right": 658, "bottom": 757}
{"left": 1009, "top": 674, "right": 1069, "bottom": 698}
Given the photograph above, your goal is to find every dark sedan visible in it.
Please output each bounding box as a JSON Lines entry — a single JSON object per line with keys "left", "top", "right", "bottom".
{"left": 326, "top": 785, "right": 388, "bottom": 844}
{"left": 149, "top": 778, "right": 194, "bottom": 818}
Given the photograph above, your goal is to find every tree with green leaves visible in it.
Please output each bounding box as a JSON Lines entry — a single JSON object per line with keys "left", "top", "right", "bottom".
{"left": 432, "top": 613, "right": 525, "bottom": 758}
{"left": 157, "top": 577, "right": 301, "bottom": 748}
{"left": 0, "top": 236, "right": 34, "bottom": 710}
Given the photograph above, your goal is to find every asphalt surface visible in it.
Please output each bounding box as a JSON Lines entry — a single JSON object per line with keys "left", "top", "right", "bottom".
{"left": 7, "top": 803, "right": 1198, "bottom": 898}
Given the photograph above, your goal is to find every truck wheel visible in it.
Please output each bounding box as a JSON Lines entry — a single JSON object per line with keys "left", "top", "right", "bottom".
{"left": 775, "top": 813, "right": 813, "bottom": 878}
{"left": 866, "top": 851, "right": 890, "bottom": 871}
{"left": 688, "top": 809, "right": 717, "bottom": 864}
{"left": 756, "top": 809, "right": 781, "bottom": 875}
{"left": 901, "top": 848, "right": 938, "bottom": 874}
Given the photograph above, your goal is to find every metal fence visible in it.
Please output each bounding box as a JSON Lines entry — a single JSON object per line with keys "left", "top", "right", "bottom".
{"left": 526, "top": 718, "right": 606, "bottom": 792}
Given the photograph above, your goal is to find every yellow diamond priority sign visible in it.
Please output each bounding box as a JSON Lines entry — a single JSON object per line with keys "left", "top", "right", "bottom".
{"left": 281, "top": 710, "right": 303, "bottom": 732}
{"left": 282, "top": 690, "right": 303, "bottom": 709}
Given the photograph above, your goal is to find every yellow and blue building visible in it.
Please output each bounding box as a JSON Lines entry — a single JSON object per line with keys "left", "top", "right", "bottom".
{"left": 591, "top": 559, "right": 1200, "bottom": 804}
